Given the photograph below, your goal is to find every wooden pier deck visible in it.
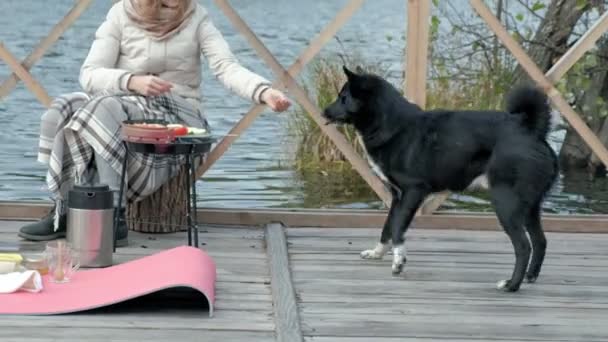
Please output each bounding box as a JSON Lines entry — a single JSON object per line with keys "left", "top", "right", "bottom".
{"left": 1, "top": 218, "right": 608, "bottom": 341}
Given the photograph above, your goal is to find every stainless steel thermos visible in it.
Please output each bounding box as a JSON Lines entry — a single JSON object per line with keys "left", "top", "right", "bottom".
{"left": 66, "top": 184, "right": 115, "bottom": 267}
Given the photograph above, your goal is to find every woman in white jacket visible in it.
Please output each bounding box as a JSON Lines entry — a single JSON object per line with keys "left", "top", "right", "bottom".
{"left": 19, "top": 0, "right": 291, "bottom": 245}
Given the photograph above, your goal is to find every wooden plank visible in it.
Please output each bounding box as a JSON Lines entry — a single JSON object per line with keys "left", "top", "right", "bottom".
{"left": 289, "top": 253, "right": 608, "bottom": 270}
{"left": 0, "top": 0, "right": 93, "bottom": 102}
{"left": 284, "top": 226, "right": 608, "bottom": 239}
{"left": 305, "top": 338, "right": 557, "bottom": 342}
{"left": 291, "top": 265, "right": 608, "bottom": 286}
{"left": 299, "top": 304, "right": 608, "bottom": 323}
{"left": 1, "top": 201, "right": 608, "bottom": 232}
{"left": 299, "top": 317, "right": 608, "bottom": 340}
{"left": 196, "top": 209, "right": 608, "bottom": 233}
{"left": 297, "top": 290, "right": 608, "bottom": 307}
{"left": 298, "top": 297, "right": 608, "bottom": 311}
{"left": 0, "top": 311, "right": 274, "bottom": 331}
{"left": 195, "top": 0, "right": 365, "bottom": 180}
{"left": 285, "top": 230, "right": 608, "bottom": 245}
{"left": 287, "top": 238, "right": 608, "bottom": 256}
{"left": 469, "top": 0, "right": 608, "bottom": 169}
{"left": 265, "top": 223, "right": 304, "bottom": 342}
{"left": 0, "top": 42, "right": 52, "bottom": 106}
{"left": 289, "top": 253, "right": 608, "bottom": 268}
{"left": 0, "top": 330, "right": 274, "bottom": 342}
{"left": 213, "top": 0, "right": 392, "bottom": 207}
{"left": 214, "top": 299, "right": 274, "bottom": 311}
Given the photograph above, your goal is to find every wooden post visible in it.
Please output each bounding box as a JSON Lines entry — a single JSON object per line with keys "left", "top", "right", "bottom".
{"left": 404, "top": 0, "right": 446, "bottom": 214}
{"left": 470, "top": 0, "right": 608, "bottom": 169}
{"left": 404, "top": 0, "right": 420, "bottom": 100}
{"left": 404, "top": 0, "right": 430, "bottom": 108}
{"left": 214, "top": 0, "right": 392, "bottom": 207}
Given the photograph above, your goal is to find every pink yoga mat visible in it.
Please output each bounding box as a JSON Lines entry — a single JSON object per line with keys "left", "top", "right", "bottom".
{"left": 0, "top": 246, "right": 216, "bottom": 317}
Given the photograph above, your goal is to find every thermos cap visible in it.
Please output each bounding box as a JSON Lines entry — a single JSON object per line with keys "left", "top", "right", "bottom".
{"left": 67, "top": 184, "right": 114, "bottom": 210}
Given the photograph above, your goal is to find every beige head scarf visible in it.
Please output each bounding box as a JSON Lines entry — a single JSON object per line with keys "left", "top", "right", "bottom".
{"left": 124, "top": 0, "right": 195, "bottom": 40}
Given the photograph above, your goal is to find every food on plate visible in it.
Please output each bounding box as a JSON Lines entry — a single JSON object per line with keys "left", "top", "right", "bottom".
{"left": 126, "top": 122, "right": 208, "bottom": 136}
{"left": 187, "top": 127, "right": 207, "bottom": 135}
{"left": 170, "top": 124, "right": 208, "bottom": 135}
{"left": 130, "top": 123, "right": 166, "bottom": 129}
{"left": 167, "top": 124, "right": 188, "bottom": 136}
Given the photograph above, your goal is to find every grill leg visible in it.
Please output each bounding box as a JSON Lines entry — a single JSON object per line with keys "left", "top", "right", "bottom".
{"left": 190, "top": 155, "right": 199, "bottom": 248}
{"left": 185, "top": 154, "right": 193, "bottom": 246}
{"left": 114, "top": 142, "right": 128, "bottom": 252}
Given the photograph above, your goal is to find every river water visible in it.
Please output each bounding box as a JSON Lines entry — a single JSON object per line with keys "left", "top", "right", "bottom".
{"left": 0, "top": 0, "right": 606, "bottom": 213}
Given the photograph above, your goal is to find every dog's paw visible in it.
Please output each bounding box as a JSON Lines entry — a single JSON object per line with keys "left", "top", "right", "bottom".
{"left": 496, "top": 279, "right": 520, "bottom": 292}
{"left": 360, "top": 242, "right": 390, "bottom": 260}
{"left": 525, "top": 275, "right": 538, "bottom": 284}
{"left": 391, "top": 245, "right": 407, "bottom": 275}
{"left": 360, "top": 249, "right": 384, "bottom": 259}
{"left": 391, "top": 258, "right": 406, "bottom": 275}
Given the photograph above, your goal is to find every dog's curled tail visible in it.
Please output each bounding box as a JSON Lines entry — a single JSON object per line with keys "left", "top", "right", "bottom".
{"left": 505, "top": 85, "right": 552, "bottom": 139}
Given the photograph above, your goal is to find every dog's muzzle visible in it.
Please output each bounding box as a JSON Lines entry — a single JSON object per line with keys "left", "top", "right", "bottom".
{"left": 321, "top": 110, "right": 336, "bottom": 125}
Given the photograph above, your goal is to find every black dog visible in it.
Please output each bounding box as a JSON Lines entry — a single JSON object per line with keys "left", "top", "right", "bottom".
{"left": 322, "top": 66, "right": 559, "bottom": 292}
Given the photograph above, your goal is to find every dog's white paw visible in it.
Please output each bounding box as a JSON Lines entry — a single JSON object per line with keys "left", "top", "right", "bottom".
{"left": 360, "top": 249, "right": 384, "bottom": 259}
{"left": 360, "top": 242, "right": 390, "bottom": 260}
{"left": 496, "top": 279, "right": 509, "bottom": 290}
{"left": 495, "top": 279, "right": 519, "bottom": 292}
{"left": 391, "top": 259, "right": 405, "bottom": 274}
{"left": 391, "top": 245, "right": 407, "bottom": 275}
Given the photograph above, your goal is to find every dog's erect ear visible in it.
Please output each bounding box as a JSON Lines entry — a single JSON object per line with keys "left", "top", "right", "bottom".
{"left": 343, "top": 65, "right": 357, "bottom": 80}
{"left": 343, "top": 65, "right": 372, "bottom": 93}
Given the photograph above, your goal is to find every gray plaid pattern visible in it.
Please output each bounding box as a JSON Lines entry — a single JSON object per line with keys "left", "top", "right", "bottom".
{"left": 38, "top": 92, "right": 208, "bottom": 229}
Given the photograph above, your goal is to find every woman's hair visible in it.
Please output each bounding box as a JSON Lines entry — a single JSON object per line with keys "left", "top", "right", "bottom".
{"left": 125, "top": 0, "right": 195, "bottom": 40}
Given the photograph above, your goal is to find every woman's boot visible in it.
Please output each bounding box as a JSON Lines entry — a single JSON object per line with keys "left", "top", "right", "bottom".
{"left": 18, "top": 204, "right": 66, "bottom": 241}
{"left": 19, "top": 204, "right": 128, "bottom": 247}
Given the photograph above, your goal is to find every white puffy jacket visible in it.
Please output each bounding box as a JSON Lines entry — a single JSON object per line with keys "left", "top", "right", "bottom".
{"left": 79, "top": 1, "right": 271, "bottom": 107}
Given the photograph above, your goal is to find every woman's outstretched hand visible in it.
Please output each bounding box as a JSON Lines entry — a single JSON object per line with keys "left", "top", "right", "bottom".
{"left": 261, "top": 88, "right": 291, "bottom": 112}
{"left": 127, "top": 75, "right": 173, "bottom": 96}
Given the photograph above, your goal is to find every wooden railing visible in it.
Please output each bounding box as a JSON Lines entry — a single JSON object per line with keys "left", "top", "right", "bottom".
{"left": 421, "top": 0, "right": 608, "bottom": 214}
{"left": 0, "top": 0, "right": 93, "bottom": 106}
{"left": 2, "top": 0, "right": 608, "bottom": 219}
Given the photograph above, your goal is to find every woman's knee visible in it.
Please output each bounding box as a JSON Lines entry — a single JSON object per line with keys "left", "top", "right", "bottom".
{"left": 85, "top": 95, "right": 129, "bottom": 120}
{"left": 41, "top": 92, "right": 91, "bottom": 124}
{"left": 49, "top": 92, "right": 90, "bottom": 108}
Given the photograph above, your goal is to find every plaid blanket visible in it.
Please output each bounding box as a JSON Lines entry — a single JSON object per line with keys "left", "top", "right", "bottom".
{"left": 38, "top": 92, "right": 209, "bottom": 229}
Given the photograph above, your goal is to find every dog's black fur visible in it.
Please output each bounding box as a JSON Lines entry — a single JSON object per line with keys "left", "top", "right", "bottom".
{"left": 322, "top": 66, "right": 559, "bottom": 292}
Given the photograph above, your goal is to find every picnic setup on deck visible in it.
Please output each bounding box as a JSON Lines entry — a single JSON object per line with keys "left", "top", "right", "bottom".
{"left": 0, "top": 120, "right": 218, "bottom": 317}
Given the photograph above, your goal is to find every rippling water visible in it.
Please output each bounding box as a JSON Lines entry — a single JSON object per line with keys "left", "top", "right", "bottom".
{"left": 0, "top": 0, "right": 606, "bottom": 213}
